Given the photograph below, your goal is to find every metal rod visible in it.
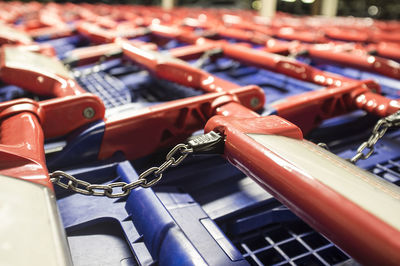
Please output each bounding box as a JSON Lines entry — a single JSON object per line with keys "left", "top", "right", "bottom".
{"left": 320, "top": 0, "right": 338, "bottom": 17}
{"left": 260, "top": 0, "right": 277, "bottom": 18}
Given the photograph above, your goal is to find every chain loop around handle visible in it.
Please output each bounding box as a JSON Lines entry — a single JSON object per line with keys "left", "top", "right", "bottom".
{"left": 50, "top": 143, "right": 194, "bottom": 198}
{"left": 350, "top": 111, "right": 400, "bottom": 163}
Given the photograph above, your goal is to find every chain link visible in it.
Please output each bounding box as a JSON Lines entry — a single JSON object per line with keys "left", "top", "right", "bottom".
{"left": 50, "top": 143, "right": 193, "bottom": 198}
{"left": 350, "top": 111, "right": 400, "bottom": 163}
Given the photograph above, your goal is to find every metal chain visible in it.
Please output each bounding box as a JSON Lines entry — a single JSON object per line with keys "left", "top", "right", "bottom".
{"left": 50, "top": 143, "right": 193, "bottom": 198}
{"left": 350, "top": 110, "right": 400, "bottom": 163}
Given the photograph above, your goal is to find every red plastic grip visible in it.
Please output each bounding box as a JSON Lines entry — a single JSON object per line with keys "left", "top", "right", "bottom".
{"left": 354, "top": 91, "right": 400, "bottom": 117}
{"left": 205, "top": 115, "right": 400, "bottom": 266}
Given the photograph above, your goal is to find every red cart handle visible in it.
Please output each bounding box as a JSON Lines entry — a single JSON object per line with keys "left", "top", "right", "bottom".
{"left": 369, "top": 42, "right": 400, "bottom": 61}
{"left": 275, "top": 27, "right": 328, "bottom": 43}
{"left": 205, "top": 113, "right": 400, "bottom": 266}
{"left": 77, "top": 22, "right": 149, "bottom": 44}
{"left": 0, "top": 45, "right": 86, "bottom": 97}
{"left": 27, "top": 24, "right": 74, "bottom": 40}
{"left": 324, "top": 27, "right": 369, "bottom": 42}
{"left": 307, "top": 46, "right": 400, "bottom": 80}
{"left": 64, "top": 39, "right": 157, "bottom": 67}
{"left": 149, "top": 24, "right": 202, "bottom": 44}
{"left": 122, "top": 41, "right": 240, "bottom": 93}
{"left": 0, "top": 107, "right": 73, "bottom": 265}
{"left": 222, "top": 43, "right": 352, "bottom": 87}
{"left": 166, "top": 37, "right": 379, "bottom": 93}
{"left": 168, "top": 40, "right": 223, "bottom": 61}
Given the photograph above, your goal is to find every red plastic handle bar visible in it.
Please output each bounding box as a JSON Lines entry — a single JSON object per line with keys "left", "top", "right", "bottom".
{"left": 99, "top": 85, "right": 264, "bottom": 160}
{"left": 27, "top": 25, "right": 74, "bottom": 40}
{"left": 76, "top": 22, "right": 115, "bottom": 43}
{"left": 222, "top": 43, "right": 352, "bottom": 87}
{"left": 324, "top": 27, "right": 369, "bottom": 42}
{"left": 263, "top": 39, "right": 298, "bottom": 55}
{"left": 224, "top": 20, "right": 275, "bottom": 38}
{"left": 64, "top": 40, "right": 157, "bottom": 66}
{"left": 148, "top": 24, "right": 265, "bottom": 57}
{"left": 149, "top": 24, "right": 201, "bottom": 44}
{"left": 204, "top": 113, "right": 400, "bottom": 266}
{"left": 122, "top": 41, "right": 240, "bottom": 93}
{"left": 371, "top": 31, "right": 400, "bottom": 43}
{"left": 307, "top": 46, "right": 400, "bottom": 80}
{"left": 161, "top": 33, "right": 380, "bottom": 92}
{"left": 64, "top": 42, "right": 124, "bottom": 66}
{"left": 370, "top": 42, "right": 400, "bottom": 61}
{"left": 0, "top": 45, "right": 86, "bottom": 97}
{"left": 168, "top": 40, "right": 381, "bottom": 97}
{"left": 168, "top": 40, "right": 222, "bottom": 61}
{"left": 275, "top": 28, "right": 328, "bottom": 43}
{"left": 354, "top": 91, "right": 400, "bottom": 117}
{"left": 214, "top": 27, "right": 269, "bottom": 45}
{"left": 77, "top": 22, "right": 149, "bottom": 44}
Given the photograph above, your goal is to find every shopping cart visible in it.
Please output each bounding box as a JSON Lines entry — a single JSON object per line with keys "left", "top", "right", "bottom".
{"left": 1, "top": 4, "right": 400, "bottom": 265}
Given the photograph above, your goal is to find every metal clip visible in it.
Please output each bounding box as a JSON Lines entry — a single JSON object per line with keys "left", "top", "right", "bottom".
{"left": 385, "top": 110, "right": 400, "bottom": 126}
{"left": 187, "top": 131, "right": 224, "bottom": 154}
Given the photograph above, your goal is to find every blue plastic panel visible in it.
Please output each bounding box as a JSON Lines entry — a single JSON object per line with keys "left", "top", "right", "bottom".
{"left": 224, "top": 208, "right": 349, "bottom": 266}
{"left": 0, "top": 84, "right": 27, "bottom": 102}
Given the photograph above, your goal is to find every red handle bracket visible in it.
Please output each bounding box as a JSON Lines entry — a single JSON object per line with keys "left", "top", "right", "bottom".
{"left": 0, "top": 109, "right": 50, "bottom": 189}
{"left": 99, "top": 85, "right": 264, "bottom": 160}
{"left": 0, "top": 94, "right": 105, "bottom": 139}
{"left": 270, "top": 81, "right": 397, "bottom": 134}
